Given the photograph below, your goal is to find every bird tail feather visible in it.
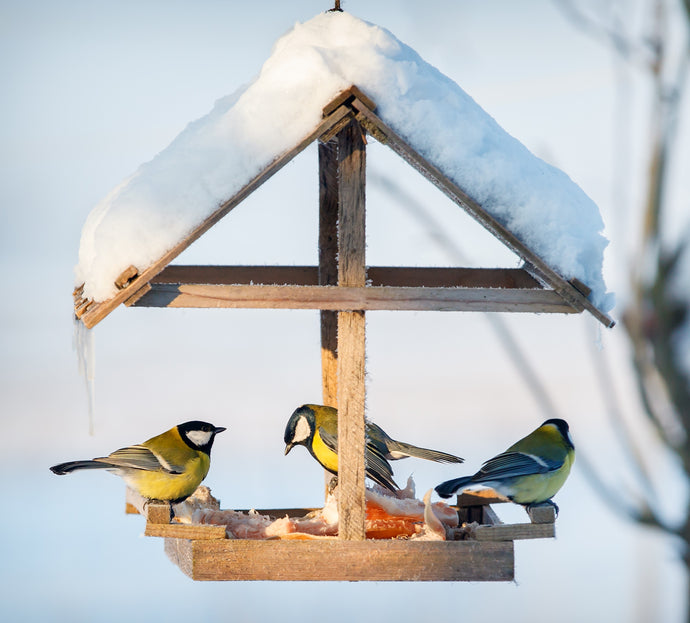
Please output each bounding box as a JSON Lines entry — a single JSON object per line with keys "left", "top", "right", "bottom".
{"left": 434, "top": 476, "right": 473, "bottom": 498}
{"left": 50, "top": 460, "right": 110, "bottom": 475}
{"left": 387, "top": 440, "right": 463, "bottom": 464}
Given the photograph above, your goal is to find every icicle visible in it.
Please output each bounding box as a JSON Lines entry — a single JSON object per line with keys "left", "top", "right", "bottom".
{"left": 72, "top": 317, "right": 96, "bottom": 434}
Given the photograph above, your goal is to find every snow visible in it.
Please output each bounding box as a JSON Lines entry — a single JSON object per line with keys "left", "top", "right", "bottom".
{"left": 76, "top": 10, "right": 614, "bottom": 312}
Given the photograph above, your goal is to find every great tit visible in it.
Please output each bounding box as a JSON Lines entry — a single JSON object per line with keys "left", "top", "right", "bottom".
{"left": 284, "top": 404, "right": 463, "bottom": 492}
{"left": 434, "top": 418, "right": 574, "bottom": 513}
{"left": 50, "top": 421, "right": 226, "bottom": 504}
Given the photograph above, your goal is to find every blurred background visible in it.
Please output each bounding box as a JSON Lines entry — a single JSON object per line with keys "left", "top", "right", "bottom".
{"left": 2, "top": 0, "right": 689, "bottom": 621}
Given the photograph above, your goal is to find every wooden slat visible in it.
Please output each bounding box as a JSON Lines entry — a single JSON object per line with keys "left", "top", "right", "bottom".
{"left": 131, "top": 282, "right": 578, "bottom": 313}
{"left": 78, "top": 104, "right": 353, "bottom": 328}
{"left": 123, "top": 282, "right": 151, "bottom": 307}
{"left": 336, "top": 118, "right": 367, "bottom": 541}
{"left": 164, "top": 538, "right": 514, "bottom": 582}
{"left": 151, "top": 265, "right": 542, "bottom": 289}
{"left": 349, "top": 98, "right": 615, "bottom": 328}
{"left": 145, "top": 523, "right": 227, "bottom": 540}
{"left": 473, "top": 522, "right": 555, "bottom": 541}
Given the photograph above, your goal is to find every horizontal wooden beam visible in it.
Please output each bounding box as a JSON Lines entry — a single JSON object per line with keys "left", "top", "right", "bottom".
{"left": 152, "top": 265, "right": 542, "bottom": 289}
{"left": 164, "top": 537, "right": 514, "bottom": 581}
{"left": 131, "top": 282, "right": 578, "bottom": 313}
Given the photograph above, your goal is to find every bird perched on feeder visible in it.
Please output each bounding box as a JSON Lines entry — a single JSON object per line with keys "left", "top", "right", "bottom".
{"left": 434, "top": 418, "right": 574, "bottom": 513}
{"left": 283, "top": 404, "right": 464, "bottom": 492}
{"left": 50, "top": 421, "right": 226, "bottom": 505}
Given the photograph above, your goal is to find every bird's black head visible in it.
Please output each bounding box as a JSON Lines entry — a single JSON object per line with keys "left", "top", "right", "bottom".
{"left": 542, "top": 418, "right": 574, "bottom": 449}
{"left": 284, "top": 405, "right": 316, "bottom": 455}
{"left": 178, "top": 421, "right": 226, "bottom": 454}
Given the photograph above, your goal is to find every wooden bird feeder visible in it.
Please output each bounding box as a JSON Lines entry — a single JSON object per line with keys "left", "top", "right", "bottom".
{"left": 74, "top": 86, "right": 613, "bottom": 582}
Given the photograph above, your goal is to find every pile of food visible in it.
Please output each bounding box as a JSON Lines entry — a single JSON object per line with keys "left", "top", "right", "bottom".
{"left": 174, "top": 478, "right": 459, "bottom": 540}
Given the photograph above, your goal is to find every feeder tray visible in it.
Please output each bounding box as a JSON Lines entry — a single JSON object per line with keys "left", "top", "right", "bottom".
{"left": 126, "top": 488, "right": 555, "bottom": 582}
{"left": 77, "top": 85, "right": 611, "bottom": 582}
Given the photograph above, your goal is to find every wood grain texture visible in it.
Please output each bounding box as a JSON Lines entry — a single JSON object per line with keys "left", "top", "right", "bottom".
{"left": 163, "top": 538, "right": 515, "bottom": 581}
{"left": 319, "top": 140, "right": 339, "bottom": 409}
{"left": 150, "top": 265, "right": 542, "bottom": 288}
{"left": 473, "top": 522, "right": 555, "bottom": 541}
{"left": 145, "top": 523, "right": 227, "bottom": 540}
{"left": 335, "top": 118, "right": 367, "bottom": 541}
{"left": 336, "top": 310, "right": 367, "bottom": 540}
{"left": 132, "top": 282, "right": 576, "bottom": 313}
{"left": 337, "top": 120, "right": 366, "bottom": 287}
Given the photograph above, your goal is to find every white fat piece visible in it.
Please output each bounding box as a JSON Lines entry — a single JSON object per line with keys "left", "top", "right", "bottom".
{"left": 186, "top": 429, "right": 213, "bottom": 448}
{"left": 292, "top": 416, "right": 312, "bottom": 443}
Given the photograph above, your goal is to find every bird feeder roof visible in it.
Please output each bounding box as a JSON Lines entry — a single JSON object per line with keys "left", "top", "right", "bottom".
{"left": 73, "top": 11, "right": 614, "bottom": 328}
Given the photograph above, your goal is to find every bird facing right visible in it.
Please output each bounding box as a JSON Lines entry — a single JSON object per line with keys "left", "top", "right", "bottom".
{"left": 434, "top": 418, "right": 575, "bottom": 513}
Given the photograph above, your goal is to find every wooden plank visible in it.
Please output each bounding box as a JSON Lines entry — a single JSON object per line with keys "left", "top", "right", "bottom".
{"left": 337, "top": 120, "right": 367, "bottom": 286}
{"left": 151, "top": 265, "right": 542, "bottom": 289}
{"left": 336, "top": 118, "right": 367, "bottom": 541}
{"left": 473, "top": 522, "right": 555, "bottom": 541}
{"left": 164, "top": 538, "right": 514, "bottom": 582}
{"left": 337, "top": 310, "right": 367, "bottom": 540}
{"left": 349, "top": 98, "right": 615, "bottom": 328}
{"left": 78, "top": 104, "right": 353, "bottom": 328}
{"left": 145, "top": 523, "right": 227, "bottom": 540}
{"left": 319, "top": 140, "right": 339, "bottom": 409}
{"left": 131, "top": 282, "right": 578, "bottom": 313}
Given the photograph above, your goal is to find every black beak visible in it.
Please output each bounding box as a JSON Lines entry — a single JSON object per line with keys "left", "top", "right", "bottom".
{"left": 284, "top": 443, "right": 293, "bottom": 455}
{"left": 214, "top": 426, "right": 227, "bottom": 435}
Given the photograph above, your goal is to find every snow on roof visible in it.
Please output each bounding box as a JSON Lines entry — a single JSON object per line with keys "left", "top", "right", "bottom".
{"left": 76, "top": 11, "right": 614, "bottom": 312}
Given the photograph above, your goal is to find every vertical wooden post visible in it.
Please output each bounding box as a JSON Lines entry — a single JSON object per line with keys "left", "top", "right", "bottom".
{"left": 318, "top": 140, "right": 339, "bottom": 409}
{"left": 336, "top": 119, "right": 367, "bottom": 541}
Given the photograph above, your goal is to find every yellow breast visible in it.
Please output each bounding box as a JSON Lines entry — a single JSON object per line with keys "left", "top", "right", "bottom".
{"left": 312, "top": 428, "right": 339, "bottom": 474}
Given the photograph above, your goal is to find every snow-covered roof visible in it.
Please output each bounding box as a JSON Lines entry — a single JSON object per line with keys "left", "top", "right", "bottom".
{"left": 75, "top": 10, "right": 614, "bottom": 320}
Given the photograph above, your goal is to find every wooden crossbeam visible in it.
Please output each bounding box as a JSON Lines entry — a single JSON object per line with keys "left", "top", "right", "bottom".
{"left": 131, "top": 282, "right": 576, "bottom": 313}
{"left": 150, "top": 265, "right": 542, "bottom": 288}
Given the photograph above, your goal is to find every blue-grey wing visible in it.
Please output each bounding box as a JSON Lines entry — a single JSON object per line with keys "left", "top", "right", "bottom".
{"left": 475, "top": 451, "right": 563, "bottom": 481}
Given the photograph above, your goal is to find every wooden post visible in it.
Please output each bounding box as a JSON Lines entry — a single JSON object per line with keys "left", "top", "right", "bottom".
{"left": 318, "top": 139, "right": 339, "bottom": 408}
{"left": 336, "top": 119, "right": 367, "bottom": 541}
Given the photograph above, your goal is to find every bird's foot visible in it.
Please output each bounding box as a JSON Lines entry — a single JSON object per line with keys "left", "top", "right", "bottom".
{"left": 327, "top": 476, "right": 339, "bottom": 495}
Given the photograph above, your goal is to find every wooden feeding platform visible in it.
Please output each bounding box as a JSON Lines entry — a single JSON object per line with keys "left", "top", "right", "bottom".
{"left": 125, "top": 488, "right": 555, "bottom": 582}
{"left": 76, "top": 86, "right": 612, "bottom": 582}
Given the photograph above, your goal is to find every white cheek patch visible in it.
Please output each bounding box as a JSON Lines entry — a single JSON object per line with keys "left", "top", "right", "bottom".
{"left": 186, "top": 430, "right": 213, "bottom": 447}
{"left": 292, "top": 416, "right": 311, "bottom": 443}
